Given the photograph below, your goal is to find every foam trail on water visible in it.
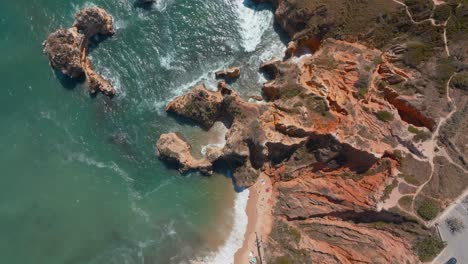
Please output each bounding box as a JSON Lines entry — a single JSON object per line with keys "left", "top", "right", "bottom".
{"left": 197, "top": 189, "right": 249, "bottom": 264}
{"left": 232, "top": 0, "right": 273, "bottom": 52}
{"left": 155, "top": 0, "right": 173, "bottom": 11}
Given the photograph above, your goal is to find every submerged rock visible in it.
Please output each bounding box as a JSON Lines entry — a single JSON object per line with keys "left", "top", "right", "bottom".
{"left": 43, "top": 7, "right": 116, "bottom": 97}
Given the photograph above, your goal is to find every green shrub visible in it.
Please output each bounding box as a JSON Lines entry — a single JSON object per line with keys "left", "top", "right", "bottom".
{"left": 403, "top": 42, "right": 432, "bottom": 68}
{"left": 433, "top": 4, "right": 452, "bottom": 21}
{"left": 408, "top": 126, "right": 431, "bottom": 142}
{"left": 413, "top": 130, "right": 431, "bottom": 142}
{"left": 417, "top": 199, "right": 440, "bottom": 220}
{"left": 408, "top": 126, "right": 420, "bottom": 134}
{"left": 414, "top": 237, "right": 446, "bottom": 262}
{"left": 399, "top": 195, "right": 414, "bottom": 211}
{"left": 369, "top": 221, "right": 387, "bottom": 229}
{"left": 382, "top": 179, "right": 398, "bottom": 201}
{"left": 402, "top": 173, "right": 420, "bottom": 185}
{"left": 274, "top": 256, "right": 292, "bottom": 264}
{"left": 375, "top": 111, "right": 394, "bottom": 122}
{"left": 354, "top": 75, "right": 370, "bottom": 98}
{"left": 436, "top": 57, "right": 456, "bottom": 94}
{"left": 452, "top": 72, "right": 468, "bottom": 91}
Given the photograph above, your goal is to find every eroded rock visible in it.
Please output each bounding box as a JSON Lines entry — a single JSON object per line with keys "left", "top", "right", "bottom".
{"left": 215, "top": 67, "right": 241, "bottom": 79}
{"left": 43, "top": 7, "right": 116, "bottom": 97}
{"left": 156, "top": 133, "right": 212, "bottom": 175}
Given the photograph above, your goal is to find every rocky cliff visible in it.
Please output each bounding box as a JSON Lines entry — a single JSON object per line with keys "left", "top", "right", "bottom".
{"left": 157, "top": 0, "right": 468, "bottom": 263}
{"left": 43, "top": 7, "right": 116, "bottom": 96}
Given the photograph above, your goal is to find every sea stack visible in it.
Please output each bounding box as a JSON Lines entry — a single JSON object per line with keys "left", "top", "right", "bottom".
{"left": 43, "top": 7, "right": 116, "bottom": 97}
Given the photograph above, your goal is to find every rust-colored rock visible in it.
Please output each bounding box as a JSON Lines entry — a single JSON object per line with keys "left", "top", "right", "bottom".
{"left": 215, "top": 67, "right": 241, "bottom": 79}
{"left": 43, "top": 7, "right": 116, "bottom": 97}
{"left": 156, "top": 133, "right": 212, "bottom": 175}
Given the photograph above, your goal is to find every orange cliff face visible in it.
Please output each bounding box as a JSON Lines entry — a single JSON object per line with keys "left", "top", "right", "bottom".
{"left": 156, "top": 38, "right": 440, "bottom": 263}
{"left": 158, "top": 0, "right": 468, "bottom": 261}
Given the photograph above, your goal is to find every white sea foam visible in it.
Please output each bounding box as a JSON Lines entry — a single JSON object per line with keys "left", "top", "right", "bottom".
{"left": 155, "top": 0, "right": 173, "bottom": 11}
{"left": 69, "top": 152, "right": 134, "bottom": 183}
{"left": 160, "top": 52, "right": 185, "bottom": 71}
{"left": 100, "top": 67, "right": 127, "bottom": 99}
{"left": 232, "top": 0, "right": 273, "bottom": 52}
{"left": 196, "top": 189, "right": 249, "bottom": 264}
{"left": 200, "top": 122, "right": 228, "bottom": 155}
{"left": 150, "top": 61, "right": 233, "bottom": 115}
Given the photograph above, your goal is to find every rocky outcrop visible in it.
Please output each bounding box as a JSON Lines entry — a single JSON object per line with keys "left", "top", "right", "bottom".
{"left": 157, "top": 36, "right": 448, "bottom": 262}
{"left": 73, "top": 7, "right": 114, "bottom": 36}
{"left": 156, "top": 0, "right": 468, "bottom": 261}
{"left": 165, "top": 84, "right": 224, "bottom": 129}
{"left": 43, "top": 7, "right": 116, "bottom": 97}
{"left": 156, "top": 133, "right": 212, "bottom": 174}
{"left": 43, "top": 28, "right": 85, "bottom": 78}
{"left": 215, "top": 67, "right": 241, "bottom": 79}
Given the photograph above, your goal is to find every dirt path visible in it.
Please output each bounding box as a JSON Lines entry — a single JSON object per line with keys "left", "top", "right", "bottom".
{"left": 404, "top": 74, "right": 457, "bottom": 223}
{"left": 391, "top": 0, "right": 451, "bottom": 56}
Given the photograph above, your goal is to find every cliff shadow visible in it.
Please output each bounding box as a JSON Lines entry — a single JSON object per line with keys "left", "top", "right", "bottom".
{"left": 166, "top": 112, "right": 211, "bottom": 131}
{"left": 133, "top": 0, "right": 154, "bottom": 10}
{"left": 54, "top": 71, "right": 85, "bottom": 90}
{"left": 87, "top": 34, "right": 113, "bottom": 54}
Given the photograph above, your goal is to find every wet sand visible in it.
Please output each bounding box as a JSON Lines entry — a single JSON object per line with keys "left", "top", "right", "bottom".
{"left": 233, "top": 173, "right": 274, "bottom": 264}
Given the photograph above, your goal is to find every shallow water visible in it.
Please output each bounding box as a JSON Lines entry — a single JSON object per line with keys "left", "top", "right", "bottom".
{"left": 0, "top": 0, "right": 285, "bottom": 263}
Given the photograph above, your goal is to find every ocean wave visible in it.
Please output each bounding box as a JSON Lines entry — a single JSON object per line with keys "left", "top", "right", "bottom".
{"left": 160, "top": 52, "right": 185, "bottom": 71}
{"left": 195, "top": 189, "right": 249, "bottom": 264}
{"left": 100, "top": 66, "right": 127, "bottom": 99}
{"left": 232, "top": 0, "right": 273, "bottom": 52}
{"left": 155, "top": 0, "right": 174, "bottom": 11}
{"left": 147, "top": 60, "right": 233, "bottom": 115}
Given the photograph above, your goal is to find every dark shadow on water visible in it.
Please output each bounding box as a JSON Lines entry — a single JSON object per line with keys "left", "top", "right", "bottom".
{"left": 157, "top": 153, "right": 247, "bottom": 193}
{"left": 133, "top": 0, "right": 154, "bottom": 10}
{"left": 215, "top": 76, "right": 238, "bottom": 85}
{"left": 87, "top": 34, "right": 112, "bottom": 54}
{"left": 54, "top": 71, "right": 85, "bottom": 90}
{"left": 273, "top": 20, "right": 291, "bottom": 46}
{"left": 243, "top": 0, "right": 270, "bottom": 11}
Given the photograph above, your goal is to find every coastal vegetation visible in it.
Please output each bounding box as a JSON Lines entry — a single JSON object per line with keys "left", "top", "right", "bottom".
{"left": 375, "top": 111, "right": 394, "bottom": 122}
{"left": 416, "top": 199, "right": 440, "bottom": 220}
{"left": 413, "top": 236, "right": 446, "bottom": 262}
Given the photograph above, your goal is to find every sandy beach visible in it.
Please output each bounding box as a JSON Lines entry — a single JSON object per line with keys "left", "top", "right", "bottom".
{"left": 233, "top": 173, "right": 274, "bottom": 264}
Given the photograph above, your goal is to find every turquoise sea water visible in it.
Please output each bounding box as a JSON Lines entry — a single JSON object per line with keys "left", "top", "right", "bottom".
{"left": 0, "top": 0, "right": 284, "bottom": 263}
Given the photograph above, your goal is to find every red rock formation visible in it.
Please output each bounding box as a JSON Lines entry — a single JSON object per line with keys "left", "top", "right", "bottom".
{"left": 157, "top": 36, "right": 442, "bottom": 262}
{"left": 43, "top": 7, "right": 116, "bottom": 97}
{"left": 215, "top": 67, "right": 241, "bottom": 79}
{"left": 156, "top": 133, "right": 212, "bottom": 175}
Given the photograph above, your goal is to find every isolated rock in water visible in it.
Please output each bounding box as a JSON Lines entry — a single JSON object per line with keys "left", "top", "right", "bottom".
{"left": 43, "top": 7, "right": 116, "bottom": 97}
{"left": 156, "top": 133, "right": 212, "bottom": 175}
{"left": 43, "top": 28, "right": 85, "bottom": 78}
{"left": 215, "top": 67, "right": 241, "bottom": 79}
{"left": 74, "top": 7, "right": 114, "bottom": 36}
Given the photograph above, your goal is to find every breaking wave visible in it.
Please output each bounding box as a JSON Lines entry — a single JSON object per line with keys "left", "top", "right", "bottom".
{"left": 197, "top": 190, "right": 249, "bottom": 264}
{"left": 232, "top": 0, "right": 274, "bottom": 52}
